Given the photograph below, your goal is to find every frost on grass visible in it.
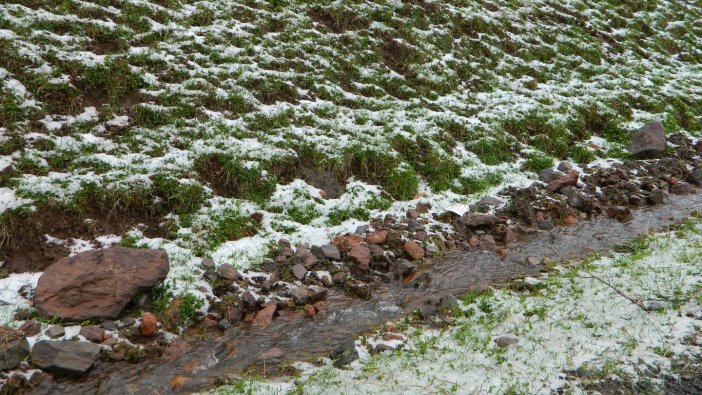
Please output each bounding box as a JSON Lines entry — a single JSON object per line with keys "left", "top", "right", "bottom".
{"left": 1, "top": 1, "right": 702, "bottom": 305}
{"left": 225, "top": 220, "right": 702, "bottom": 394}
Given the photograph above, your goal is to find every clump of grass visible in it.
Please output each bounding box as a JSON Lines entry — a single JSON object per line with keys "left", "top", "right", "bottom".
{"left": 384, "top": 164, "right": 419, "bottom": 200}
{"left": 455, "top": 171, "right": 504, "bottom": 195}
{"left": 522, "top": 152, "right": 554, "bottom": 173}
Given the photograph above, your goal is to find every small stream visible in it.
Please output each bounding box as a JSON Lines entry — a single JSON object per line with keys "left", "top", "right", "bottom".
{"left": 53, "top": 192, "right": 702, "bottom": 394}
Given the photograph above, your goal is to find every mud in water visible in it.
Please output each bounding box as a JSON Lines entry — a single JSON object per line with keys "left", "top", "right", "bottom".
{"left": 47, "top": 192, "right": 702, "bottom": 394}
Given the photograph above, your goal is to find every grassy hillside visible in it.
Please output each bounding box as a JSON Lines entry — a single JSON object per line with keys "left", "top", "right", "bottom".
{"left": 1, "top": 0, "right": 702, "bottom": 279}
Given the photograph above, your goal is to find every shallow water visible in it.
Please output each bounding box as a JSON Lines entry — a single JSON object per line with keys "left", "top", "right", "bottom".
{"left": 56, "top": 192, "right": 702, "bottom": 394}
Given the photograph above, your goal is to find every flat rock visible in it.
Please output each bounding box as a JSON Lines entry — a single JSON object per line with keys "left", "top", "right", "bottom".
{"left": 252, "top": 302, "right": 277, "bottom": 329}
{"left": 630, "top": 122, "right": 667, "bottom": 158}
{"left": 31, "top": 340, "right": 100, "bottom": 376}
{"left": 79, "top": 326, "right": 105, "bottom": 343}
{"left": 34, "top": 247, "right": 169, "bottom": 321}
{"left": 44, "top": 325, "right": 65, "bottom": 339}
{"left": 312, "top": 244, "right": 341, "bottom": 260}
{"left": 291, "top": 263, "right": 307, "bottom": 280}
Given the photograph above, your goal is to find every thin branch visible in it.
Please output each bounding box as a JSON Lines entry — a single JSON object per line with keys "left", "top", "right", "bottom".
{"left": 580, "top": 271, "right": 648, "bottom": 312}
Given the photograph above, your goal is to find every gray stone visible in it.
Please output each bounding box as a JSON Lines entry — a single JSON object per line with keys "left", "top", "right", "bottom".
{"left": 290, "top": 286, "right": 309, "bottom": 305}
{"left": 0, "top": 335, "right": 30, "bottom": 371}
{"left": 630, "top": 122, "right": 667, "bottom": 158}
{"left": 31, "top": 340, "right": 100, "bottom": 376}
{"left": 494, "top": 336, "right": 520, "bottom": 348}
{"left": 557, "top": 161, "right": 574, "bottom": 172}
{"left": 670, "top": 182, "right": 696, "bottom": 195}
{"left": 217, "top": 263, "right": 241, "bottom": 281}
{"left": 45, "top": 325, "right": 65, "bottom": 339}
{"left": 218, "top": 318, "right": 231, "bottom": 330}
{"left": 648, "top": 189, "right": 668, "bottom": 204}
{"left": 391, "top": 259, "right": 416, "bottom": 278}
{"left": 312, "top": 244, "right": 341, "bottom": 260}
{"left": 291, "top": 263, "right": 307, "bottom": 281}
{"left": 354, "top": 224, "right": 370, "bottom": 234}
{"left": 688, "top": 168, "right": 702, "bottom": 186}
{"left": 538, "top": 168, "right": 559, "bottom": 182}
{"left": 330, "top": 339, "right": 359, "bottom": 368}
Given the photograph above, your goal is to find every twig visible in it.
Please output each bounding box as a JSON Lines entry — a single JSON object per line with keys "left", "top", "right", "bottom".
{"left": 580, "top": 271, "right": 648, "bottom": 312}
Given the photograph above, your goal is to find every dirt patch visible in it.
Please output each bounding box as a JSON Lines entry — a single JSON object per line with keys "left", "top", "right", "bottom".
{"left": 308, "top": 7, "right": 369, "bottom": 33}
{"left": 379, "top": 33, "right": 415, "bottom": 77}
{"left": 0, "top": 204, "right": 164, "bottom": 274}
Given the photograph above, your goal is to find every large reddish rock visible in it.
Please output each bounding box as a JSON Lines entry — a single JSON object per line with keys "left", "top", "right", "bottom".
{"left": 34, "top": 247, "right": 169, "bottom": 321}
{"left": 630, "top": 122, "right": 667, "bottom": 158}
{"left": 546, "top": 171, "right": 579, "bottom": 192}
{"left": 404, "top": 241, "right": 425, "bottom": 261}
{"left": 348, "top": 245, "right": 371, "bottom": 270}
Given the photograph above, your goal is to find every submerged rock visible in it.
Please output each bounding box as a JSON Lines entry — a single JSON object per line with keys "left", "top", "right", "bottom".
{"left": 34, "top": 247, "right": 169, "bottom": 321}
{"left": 31, "top": 340, "right": 100, "bottom": 376}
{"left": 330, "top": 339, "right": 359, "bottom": 368}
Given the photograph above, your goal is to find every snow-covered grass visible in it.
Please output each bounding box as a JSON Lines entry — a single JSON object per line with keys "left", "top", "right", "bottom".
{"left": 1, "top": 0, "right": 702, "bottom": 320}
{"left": 214, "top": 219, "right": 702, "bottom": 394}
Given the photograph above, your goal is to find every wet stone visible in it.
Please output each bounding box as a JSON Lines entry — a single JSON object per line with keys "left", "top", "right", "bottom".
{"left": 330, "top": 339, "right": 359, "bottom": 368}
{"left": 391, "top": 259, "right": 415, "bottom": 278}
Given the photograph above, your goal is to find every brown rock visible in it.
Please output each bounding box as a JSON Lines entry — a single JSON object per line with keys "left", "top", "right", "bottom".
{"left": 291, "top": 263, "right": 307, "bottom": 280}
{"left": 406, "top": 209, "right": 419, "bottom": 219}
{"left": 252, "top": 302, "right": 277, "bottom": 329}
{"left": 404, "top": 241, "right": 425, "bottom": 261}
{"left": 101, "top": 337, "right": 119, "bottom": 347}
{"left": 348, "top": 245, "right": 371, "bottom": 270}
{"left": 79, "top": 326, "right": 105, "bottom": 343}
{"left": 313, "top": 301, "right": 326, "bottom": 312}
{"left": 202, "top": 317, "right": 218, "bottom": 330}
{"left": 216, "top": 263, "right": 241, "bottom": 281}
{"left": 468, "top": 236, "right": 480, "bottom": 248}
{"left": 140, "top": 313, "right": 158, "bottom": 337}
{"left": 304, "top": 304, "right": 316, "bottom": 317}
{"left": 164, "top": 340, "right": 190, "bottom": 361}
{"left": 383, "top": 333, "right": 404, "bottom": 341}
{"left": 34, "top": 248, "right": 169, "bottom": 321}
{"left": 670, "top": 182, "right": 696, "bottom": 195}
{"left": 479, "top": 235, "right": 498, "bottom": 252}
{"left": 630, "top": 122, "right": 667, "bottom": 158}
{"left": 367, "top": 244, "right": 385, "bottom": 259}
{"left": 547, "top": 170, "right": 579, "bottom": 192}
{"left": 367, "top": 230, "right": 388, "bottom": 244}
{"left": 18, "top": 320, "right": 40, "bottom": 337}
{"left": 465, "top": 213, "right": 496, "bottom": 227}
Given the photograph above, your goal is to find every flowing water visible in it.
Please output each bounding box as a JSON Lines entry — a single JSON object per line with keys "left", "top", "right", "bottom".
{"left": 53, "top": 193, "right": 702, "bottom": 394}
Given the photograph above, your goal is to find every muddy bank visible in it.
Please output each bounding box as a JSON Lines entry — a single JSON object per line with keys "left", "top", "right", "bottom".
{"left": 40, "top": 191, "right": 702, "bottom": 394}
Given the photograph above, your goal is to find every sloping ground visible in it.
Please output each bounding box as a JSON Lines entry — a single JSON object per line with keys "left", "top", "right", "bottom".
{"left": 214, "top": 218, "right": 702, "bottom": 395}
{"left": 1, "top": 0, "right": 702, "bottom": 291}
